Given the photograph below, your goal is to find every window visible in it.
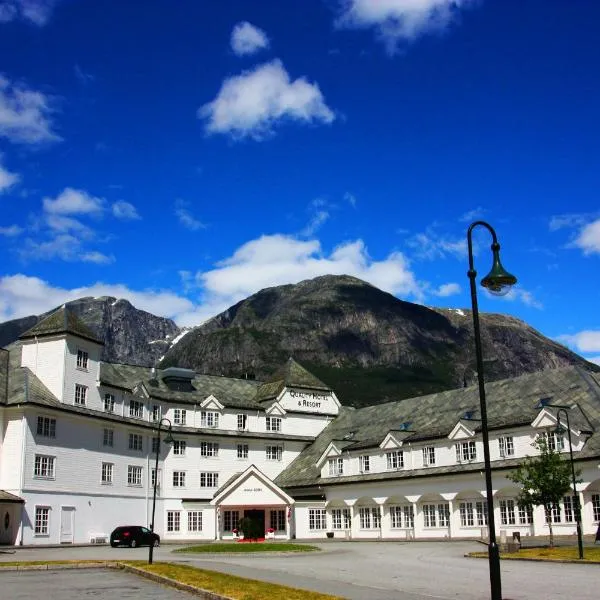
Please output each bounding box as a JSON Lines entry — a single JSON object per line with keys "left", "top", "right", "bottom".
{"left": 173, "top": 440, "right": 186, "bottom": 456}
{"left": 237, "top": 444, "right": 249, "bottom": 459}
{"left": 459, "top": 501, "right": 487, "bottom": 527}
{"left": 103, "top": 428, "right": 114, "bottom": 447}
{"left": 266, "top": 445, "right": 283, "bottom": 461}
{"left": 174, "top": 408, "right": 187, "bottom": 425}
{"left": 200, "top": 472, "right": 218, "bottom": 488}
{"left": 308, "top": 508, "right": 327, "bottom": 530}
{"left": 151, "top": 405, "right": 160, "bottom": 422}
{"left": 331, "top": 508, "right": 352, "bottom": 530}
{"left": 498, "top": 436, "right": 514, "bottom": 458}
{"left": 34, "top": 455, "right": 55, "bottom": 478}
{"left": 270, "top": 509, "right": 286, "bottom": 531}
{"left": 104, "top": 394, "right": 115, "bottom": 413}
{"left": 172, "top": 471, "right": 186, "bottom": 487}
{"left": 36, "top": 416, "right": 56, "bottom": 438}
{"left": 188, "top": 511, "right": 202, "bottom": 532}
{"left": 129, "top": 400, "right": 144, "bottom": 419}
{"left": 542, "top": 431, "right": 564, "bottom": 452}
{"left": 563, "top": 495, "right": 577, "bottom": 523}
{"left": 456, "top": 441, "right": 477, "bottom": 462}
{"left": 224, "top": 510, "right": 240, "bottom": 532}
{"left": 76, "top": 349, "right": 88, "bottom": 370}
{"left": 237, "top": 414, "right": 247, "bottom": 430}
{"left": 200, "top": 411, "right": 219, "bottom": 428}
{"left": 390, "top": 505, "right": 414, "bottom": 529}
{"left": 34, "top": 507, "right": 50, "bottom": 535}
{"left": 152, "top": 437, "right": 159, "bottom": 454}
{"left": 200, "top": 441, "right": 219, "bottom": 457}
{"left": 127, "top": 465, "right": 142, "bottom": 486}
{"left": 167, "top": 511, "right": 180, "bottom": 532}
{"left": 386, "top": 450, "right": 404, "bottom": 470}
{"left": 151, "top": 468, "right": 161, "bottom": 489}
{"left": 422, "top": 446, "right": 436, "bottom": 466}
{"left": 422, "top": 504, "right": 437, "bottom": 528}
{"left": 129, "top": 433, "right": 143, "bottom": 451}
{"left": 74, "top": 384, "right": 87, "bottom": 406}
{"left": 359, "top": 455, "right": 370, "bottom": 473}
{"left": 593, "top": 494, "right": 600, "bottom": 522}
{"left": 438, "top": 503, "right": 450, "bottom": 527}
{"left": 266, "top": 416, "right": 282, "bottom": 432}
{"left": 518, "top": 503, "right": 533, "bottom": 525}
{"left": 101, "top": 462, "right": 113, "bottom": 484}
{"left": 551, "top": 503, "right": 561, "bottom": 523}
{"left": 328, "top": 457, "right": 343, "bottom": 476}
{"left": 359, "top": 507, "right": 381, "bottom": 529}
{"left": 500, "top": 499, "right": 516, "bottom": 525}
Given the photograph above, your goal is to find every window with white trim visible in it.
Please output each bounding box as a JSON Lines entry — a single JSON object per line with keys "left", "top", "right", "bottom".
{"left": 422, "top": 446, "right": 436, "bottom": 466}
{"left": 173, "top": 440, "right": 186, "bottom": 456}
{"left": 331, "top": 508, "right": 352, "bottom": 530}
{"left": 129, "top": 433, "right": 143, "bottom": 451}
{"left": 74, "top": 384, "right": 87, "bottom": 406}
{"left": 562, "top": 495, "right": 577, "bottom": 523}
{"left": 167, "top": 511, "right": 180, "bottom": 532}
{"left": 541, "top": 431, "right": 564, "bottom": 452}
{"left": 459, "top": 501, "right": 488, "bottom": 527}
{"left": 593, "top": 494, "right": 600, "bottom": 522}
{"left": 101, "top": 462, "right": 113, "bottom": 484}
{"left": 266, "top": 445, "right": 283, "bottom": 461}
{"left": 200, "top": 411, "right": 219, "bottom": 428}
{"left": 518, "top": 503, "right": 533, "bottom": 525}
{"left": 37, "top": 416, "right": 56, "bottom": 438}
{"left": 266, "top": 416, "right": 282, "bottom": 432}
{"left": 188, "top": 511, "right": 202, "bottom": 532}
{"left": 34, "top": 507, "right": 50, "bottom": 535}
{"left": 359, "top": 455, "right": 370, "bottom": 473}
{"left": 104, "top": 393, "right": 115, "bottom": 413}
{"left": 127, "top": 465, "right": 142, "bottom": 486}
{"left": 151, "top": 405, "right": 160, "bottom": 422}
{"left": 270, "top": 509, "right": 286, "bottom": 531}
{"left": 438, "top": 503, "right": 450, "bottom": 527}
{"left": 76, "top": 349, "right": 89, "bottom": 370}
{"left": 172, "top": 471, "right": 186, "bottom": 487}
{"left": 308, "top": 508, "right": 326, "bottom": 530}
{"left": 200, "top": 472, "right": 218, "bottom": 488}
{"left": 455, "top": 441, "right": 477, "bottom": 462}
{"left": 237, "top": 414, "right": 247, "bottom": 430}
{"left": 34, "top": 455, "right": 55, "bottom": 478}
{"left": 500, "top": 499, "right": 516, "bottom": 525}
{"left": 359, "top": 507, "right": 381, "bottom": 529}
{"left": 200, "top": 441, "right": 219, "bottom": 457}
{"left": 151, "top": 468, "right": 161, "bottom": 489}
{"left": 103, "top": 428, "right": 114, "bottom": 447}
{"left": 422, "top": 503, "right": 451, "bottom": 528}
{"left": 328, "top": 457, "right": 343, "bottom": 476}
{"left": 224, "top": 510, "right": 240, "bottom": 532}
{"left": 237, "top": 443, "right": 249, "bottom": 459}
{"left": 129, "top": 400, "right": 144, "bottom": 419}
{"left": 174, "top": 408, "right": 187, "bottom": 425}
{"left": 390, "top": 505, "right": 414, "bottom": 529}
{"left": 152, "top": 437, "right": 159, "bottom": 454}
{"left": 386, "top": 450, "right": 404, "bottom": 470}
{"left": 551, "top": 502, "right": 561, "bottom": 523}
{"left": 498, "top": 436, "right": 514, "bottom": 458}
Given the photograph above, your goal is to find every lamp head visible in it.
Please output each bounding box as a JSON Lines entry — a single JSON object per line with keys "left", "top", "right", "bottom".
{"left": 481, "top": 242, "right": 517, "bottom": 297}
{"left": 163, "top": 427, "right": 175, "bottom": 445}
{"left": 554, "top": 423, "right": 567, "bottom": 436}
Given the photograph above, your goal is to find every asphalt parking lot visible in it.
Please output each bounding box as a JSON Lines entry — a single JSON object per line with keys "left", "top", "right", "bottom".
{"left": 1, "top": 541, "right": 598, "bottom": 600}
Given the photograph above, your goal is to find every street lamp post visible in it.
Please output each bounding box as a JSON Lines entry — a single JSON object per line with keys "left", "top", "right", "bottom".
{"left": 555, "top": 408, "right": 584, "bottom": 559}
{"left": 467, "top": 221, "right": 517, "bottom": 600}
{"left": 149, "top": 417, "right": 174, "bottom": 565}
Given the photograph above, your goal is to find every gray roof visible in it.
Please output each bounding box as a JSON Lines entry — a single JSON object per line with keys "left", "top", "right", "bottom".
{"left": 0, "top": 490, "right": 24, "bottom": 503}
{"left": 0, "top": 348, "right": 8, "bottom": 405}
{"left": 276, "top": 366, "right": 600, "bottom": 489}
{"left": 19, "top": 306, "right": 103, "bottom": 345}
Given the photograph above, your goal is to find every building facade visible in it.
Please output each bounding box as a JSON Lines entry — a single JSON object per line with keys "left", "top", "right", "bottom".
{"left": 0, "top": 307, "right": 599, "bottom": 545}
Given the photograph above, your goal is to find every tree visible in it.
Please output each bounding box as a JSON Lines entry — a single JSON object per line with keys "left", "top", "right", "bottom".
{"left": 507, "top": 435, "right": 580, "bottom": 548}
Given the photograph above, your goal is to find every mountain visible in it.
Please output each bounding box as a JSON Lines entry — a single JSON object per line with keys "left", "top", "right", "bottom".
{"left": 0, "top": 297, "right": 182, "bottom": 367}
{"left": 160, "top": 275, "right": 598, "bottom": 407}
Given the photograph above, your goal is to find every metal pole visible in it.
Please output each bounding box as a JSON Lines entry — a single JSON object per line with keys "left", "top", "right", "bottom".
{"left": 556, "top": 409, "right": 584, "bottom": 559}
{"left": 467, "top": 221, "right": 502, "bottom": 600}
{"left": 148, "top": 419, "right": 163, "bottom": 564}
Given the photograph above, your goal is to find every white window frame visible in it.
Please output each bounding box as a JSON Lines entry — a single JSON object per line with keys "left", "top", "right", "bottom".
{"left": 266, "top": 445, "right": 283, "bottom": 461}
{"left": 308, "top": 508, "right": 326, "bottom": 530}
{"left": 359, "top": 507, "right": 381, "bottom": 530}
{"left": 101, "top": 462, "right": 113, "bottom": 484}
{"left": 33, "top": 454, "right": 55, "bottom": 479}
{"left": 499, "top": 436, "right": 515, "bottom": 458}
{"left": 422, "top": 446, "right": 436, "bottom": 466}
{"left": 199, "top": 472, "right": 219, "bottom": 488}
{"left": 456, "top": 441, "right": 477, "bottom": 463}
{"left": 200, "top": 441, "right": 219, "bottom": 457}
{"left": 34, "top": 506, "right": 50, "bottom": 536}
{"left": 386, "top": 450, "right": 404, "bottom": 470}
{"left": 128, "top": 433, "right": 143, "bottom": 451}
{"left": 36, "top": 416, "right": 56, "bottom": 438}
{"left": 459, "top": 501, "right": 487, "bottom": 527}
{"left": 127, "top": 465, "right": 143, "bottom": 486}
{"left": 266, "top": 416, "right": 282, "bottom": 432}
{"left": 592, "top": 493, "right": 600, "bottom": 522}
{"left": 270, "top": 509, "right": 286, "bottom": 532}
{"left": 167, "top": 511, "right": 181, "bottom": 532}
{"left": 104, "top": 393, "right": 115, "bottom": 413}
{"left": 129, "top": 400, "right": 144, "bottom": 419}
{"left": 390, "top": 505, "right": 414, "bottom": 529}
{"left": 173, "top": 440, "right": 186, "bottom": 456}
{"left": 103, "top": 428, "right": 114, "bottom": 447}
{"left": 331, "top": 508, "right": 352, "bottom": 530}
{"left": 237, "top": 414, "right": 248, "bottom": 431}
{"left": 328, "top": 457, "right": 343, "bottom": 476}
{"left": 74, "top": 384, "right": 87, "bottom": 406}
{"left": 151, "top": 405, "right": 160, "bottom": 422}
{"left": 200, "top": 411, "right": 219, "bottom": 428}
{"left": 188, "top": 511, "right": 202, "bottom": 532}
{"left": 151, "top": 468, "right": 161, "bottom": 489}
{"left": 172, "top": 471, "right": 186, "bottom": 487}
{"left": 237, "top": 443, "right": 249, "bottom": 459}
{"left": 76, "top": 349, "right": 89, "bottom": 370}
{"left": 359, "top": 455, "right": 370, "bottom": 473}
{"left": 174, "top": 408, "right": 187, "bottom": 425}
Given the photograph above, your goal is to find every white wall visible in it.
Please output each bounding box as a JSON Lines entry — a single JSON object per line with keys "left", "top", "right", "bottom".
{"left": 21, "top": 338, "right": 66, "bottom": 402}
{"left": 0, "top": 411, "right": 24, "bottom": 492}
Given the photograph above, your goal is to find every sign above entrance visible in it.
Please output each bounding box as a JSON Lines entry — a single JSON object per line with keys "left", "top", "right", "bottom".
{"left": 279, "top": 388, "right": 339, "bottom": 415}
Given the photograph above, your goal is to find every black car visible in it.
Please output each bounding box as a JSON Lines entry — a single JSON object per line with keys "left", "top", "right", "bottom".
{"left": 110, "top": 525, "right": 160, "bottom": 548}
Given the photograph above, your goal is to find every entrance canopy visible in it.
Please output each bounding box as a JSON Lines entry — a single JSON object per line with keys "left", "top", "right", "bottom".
{"left": 0, "top": 491, "right": 24, "bottom": 504}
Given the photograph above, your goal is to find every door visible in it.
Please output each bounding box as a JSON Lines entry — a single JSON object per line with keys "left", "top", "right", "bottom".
{"left": 0, "top": 509, "right": 13, "bottom": 545}
{"left": 244, "top": 509, "right": 265, "bottom": 537}
{"left": 60, "top": 507, "right": 75, "bottom": 544}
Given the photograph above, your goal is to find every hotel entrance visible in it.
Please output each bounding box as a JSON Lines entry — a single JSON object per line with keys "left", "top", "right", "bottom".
{"left": 244, "top": 509, "right": 265, "bottom": 533}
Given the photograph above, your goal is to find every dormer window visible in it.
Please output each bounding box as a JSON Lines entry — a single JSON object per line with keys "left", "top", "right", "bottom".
{"left": 328, "top": 457, "right": 343, "bottom": 476}
{"left": 129, "top": 400, "right": 144, "bottom": 419}
{"left": 359, "top": 455, "right": 371, "bottom": 473}
{"left": 173, "top": 408, "right": 187, "bottom": 426}
{"left": 422, "top": 446, "right": 436, "bottom": 467}
{"left": 456, "top": 441, "right": 477, "bottom": 463}
{"left": 541, "top": 431, "right": 564, "bottom": 452}
{"left": 266, "top": 416, "right": 282, "bottom": 432}
{"left": 386, "top": 450, "right": 404, "bottom": 470}
{"left": 237, "top": 414, "right": 248, "bottom": 431}
{"left": 498, "top": 436, "right": 514, "bottom": 458}
{"left": 201, "top": 410, "right": 219, "bottom": 428}
{"left": 76, "top": 349, "right": 88, "bottom": 370}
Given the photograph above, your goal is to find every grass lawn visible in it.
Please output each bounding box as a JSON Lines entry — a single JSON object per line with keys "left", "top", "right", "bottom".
{"left": 468, "top": 546, "right": 600, "bottom": 563}
{"left": 125, "top": 561, "right": 343, "bottom": 600}
{"left": 174, "top": 542, "right": 319, "bottom": 553}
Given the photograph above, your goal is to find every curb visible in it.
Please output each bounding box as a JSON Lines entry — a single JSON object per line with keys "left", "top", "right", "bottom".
{"left": 0, "top": 561, "right": 113, "bottom": 572}
{"left": 465, "top": 553, "right": 600, "bottom": 565}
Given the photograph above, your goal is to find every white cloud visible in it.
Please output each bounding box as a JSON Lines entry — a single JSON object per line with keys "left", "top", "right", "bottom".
{"left": 0, "top": 274, "right": 194, "bottom": 322}
{"left": 586, "top": 356, "right": 600, "bottom": 366}
{"left": 301, "top": 210, "right": 329, "bottom": 237}
{"left": 112, "top": 200, "right": 141, "bottom": 220}
{"left": 44, "top": 214, "right": 95, "bottom": 238}
{"left": 344, "top": 192, "right": 357, "bottom": 207}
{"left": 0, "top": 156, "right": 19, "bottom": 192}
{"left": 230, "top": 21, "right": 270, "bottom": 56}
{"left": 42, "top": 187, "right": 104, "bottom": 215}
{"left": 0, "top": 74, "right": 60, "bottom": 143}
{"left": 199, "top": 59, "right": 335, "bottom": 140}
{"left": 80, "top": 251, "right": 115, "bottom": 264}
{"left": 0, "top": 224, "right": 23, "bottom": 236}
{"left": 459, "top": 206, "right": 485, "bottom": 222}
{"left": 548, "top": 212, "right": 591, "bottom": 232}
{"left": 502, "top": 287, "right": 543, "bottom": 310}
{"left": 0, "top": 0, "right": 59, "bottom": 25}
{"left": 335, "top": 0, "right": 476, "bottom": 53}
{"left": 433, "top": 282, "right": 461, "bottom": 297}
{"left": 406, "top": 230, "right": 466, "bottom": 260}
{"left": 573, "top": 218, "right": 600, "bottom": 255}
{"left": 557, "top": 330, "right": 600, "bottom": 354}
{"left": 175, "top": 206, "right": 205, "bottom": 231}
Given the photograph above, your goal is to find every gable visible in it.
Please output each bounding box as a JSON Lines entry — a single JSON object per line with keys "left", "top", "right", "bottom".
{"left": 380, "top": 433, "right": 403, "bottom": 449}
{"left": 212, "top": 467, "right": 293, "bottom": 507}
{"left": 278, "top": 387, "right": 340, "bottom": 416}
{"left": 448, "top": 421, "right": 476, "bottom": 440}
{"left": 200, "top": 395, "right": 224, "bottom": 410}
{"left": 531, "top": 408, "right": 558, "bottom": 429}
{"left": 266, "top": 401, "right": 286, "bottom": 416}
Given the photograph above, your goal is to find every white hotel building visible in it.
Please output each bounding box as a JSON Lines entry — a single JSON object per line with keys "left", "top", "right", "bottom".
{"left": 1, "top": 307, "right": 599, "bottom": 546}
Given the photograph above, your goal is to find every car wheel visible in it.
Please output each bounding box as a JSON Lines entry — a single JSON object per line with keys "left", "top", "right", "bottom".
{"left": 110, "top": 543, "right": 117, "bottom": 548}
{"left": 130, "top": 539, "right": 137, "bottom": 548}
{"left": 153, "top": 539, "right": 159, "bottom": 547}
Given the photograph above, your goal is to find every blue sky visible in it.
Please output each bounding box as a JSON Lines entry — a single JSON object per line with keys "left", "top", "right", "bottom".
{"left": 0, "top": 0, "right": 599, "bottom": 363}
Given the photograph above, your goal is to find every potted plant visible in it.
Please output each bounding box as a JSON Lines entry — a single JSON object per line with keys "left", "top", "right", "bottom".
{"left": 266, "top": 527, "right": 275, "bottom": 539}
{"left": 232, "top": 528, "right": 239, "bottom": 539}
{"left": 326, "top": 531, "right": 334, "bottom": 538}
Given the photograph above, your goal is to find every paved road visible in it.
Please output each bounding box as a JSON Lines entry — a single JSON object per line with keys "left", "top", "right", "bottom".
{"left": 1, "top": 541, "right": 599, "bottom": 600}
{"left": 1, "top": 568, "right": 194, "bottom": 600}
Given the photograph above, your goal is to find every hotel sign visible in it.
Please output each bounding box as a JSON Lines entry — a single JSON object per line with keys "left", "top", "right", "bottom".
{"left": 280, "top": 388, "right": 339, "bottom": 415}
